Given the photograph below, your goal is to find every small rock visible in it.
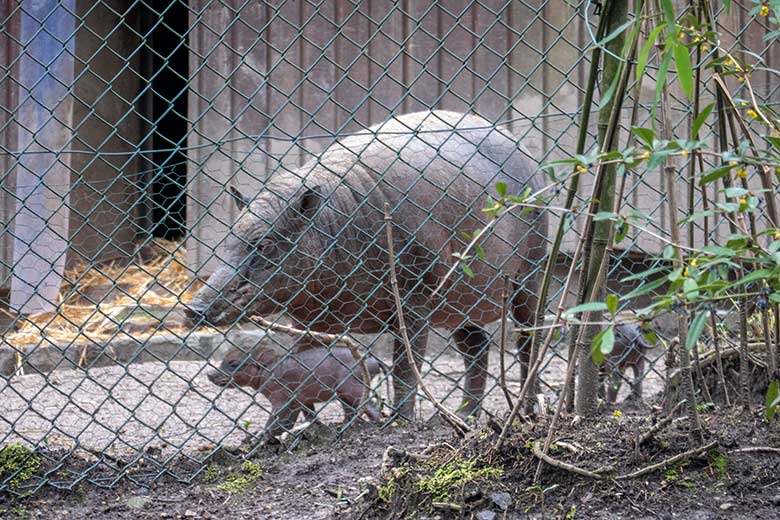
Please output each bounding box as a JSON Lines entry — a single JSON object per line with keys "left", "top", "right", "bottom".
{"left": 184, "top": 510, "right": 198, "bottom": 518}
{"left": 719, "top": 503, "right": 734, "bottom": 511}
{"left": 490, "top": 491, "right": 512, "bottom": 511}
{"left": 126, "top": 496, "right": 150, "bottom": 510}
{"left": 771, "top": 495, "right": 780, "bottom": 506}
{"left": 476, "top": 511, "right": 496, "bottom": 520}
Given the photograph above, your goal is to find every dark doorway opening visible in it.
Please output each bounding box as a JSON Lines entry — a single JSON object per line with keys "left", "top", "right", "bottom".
{"left": 141, "top": 0, "right": 189, "bottom": 240}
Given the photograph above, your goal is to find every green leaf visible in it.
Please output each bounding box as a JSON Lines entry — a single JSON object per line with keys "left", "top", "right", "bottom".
{"left": 591, "top": 326, "right": 615, "bottom": 366}
{"left": 461, "top": 263, "right": 475, "bottom": 278}
{"left": 598, "top": 74, "right": 620, "bottom": 111}
{"left": 607, "top": 294, "right": 619, "bottom": 317}
{"left": 594, "top": 211, "right": 618, "bottom": 222}
{"left": 673, "top": 41, "right": 694, "bottom": 100}
{"left": 615, "top": 220, "right": 628, "bottom": 244}
{"left": 642, "top": 329, "right": 659, "bottom": 346}
{"left": 474, "top": 244, "right": 485, "bottom": 260}
{"left": 636, "top": 25, "right": 666, "bottom": 83}
{"left": 595, "top": 18, "right": 636, "bottom": 50}
{"left": 564, "top": 301, "right": 609, "bottom": 317}
{"left": 663, "top": 245, "right": 675, "bottom": 260}
{"left": 691, "top": 104, "right": 714, "bottom": 139}
{"left": 686, "top": 312, "right": 707, "bottom": 351}
{"left": 765, "top": 380, "right": 780, "bottom": 421}
{"left": 632, "top": 127, "right": 656, "bottom": 147}
{"left": 623, "top": 276, "right": 668, "bottom": 300}
{"left": 683, "top": 277, "right": 700, "bottom": 301}
{"left": 678, "top": 210, "right": 716, "bottom": 225}
{"left": 700, "top": 245, "right": 736, "bottom": 257}
{"left": 766, "top": 135, "right": 780, "bottom": 154}
{"left": 724, "top": 186, "right": 748, "bottom": 198}
{"left": 622, "top": 265, "right": 669, "bottom": 282}
{"left": 660, "top": 0, "right": 676, "bottom": 26}
{"left": 734, "top": 268, "right": 776, "bottom": 287}
{"left": 699, "top": 165, "right": 733, "bottom": 185}
{"left": 495, "top": 181, "right": 507, "bottom": 198}
{"left": 770, "top": 293, "right": 780, "bottom": 304}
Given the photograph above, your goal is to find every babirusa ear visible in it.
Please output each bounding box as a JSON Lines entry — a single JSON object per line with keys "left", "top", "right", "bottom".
{"left": 296, "top": 186, "right": 323, "bottom": 221}
{"left": 229, "top": 185, "right": 251, "bottom": 209}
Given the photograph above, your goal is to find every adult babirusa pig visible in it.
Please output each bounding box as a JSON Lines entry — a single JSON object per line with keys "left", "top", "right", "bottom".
{"left": 185, "top": 110, "right": 549, "bottom": 420}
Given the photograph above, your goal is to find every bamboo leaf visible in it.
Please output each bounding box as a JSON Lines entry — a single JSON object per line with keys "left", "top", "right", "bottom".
{"left": 637, "top": 25, "right": 666, "bottom": 83}
{"left": 564, "top": 302, "right": 609, "bottom": 316}
{"left": 691, "top": 103, "right": 714, "bottom": 139}
{"left": 699, "top": 165, "right": 732, "bottom": 185}
{"left": 660, "top": 0, "right": 676, "bottom": 26}
{"left": 623, "top": 276, "right": 668, "bottom": 299}
{"left": 765, "top": 380, "right": 780, "bottom": 421}
{"left": 674, "top": 41, "right": 694, "bottom": 100}
{"left": 607, "top": 294, "right": 619, "bottom": 317}
{"left": 734, "top": 268, "right": 776, "bottom": 287}
{"left": 686, "top": 311, "right": 707, "bottom": 351}
{"left": 632, "top": 127, "right": 656, "bottom": 147}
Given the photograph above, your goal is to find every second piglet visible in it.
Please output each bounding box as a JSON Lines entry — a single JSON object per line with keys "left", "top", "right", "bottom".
{"left": 600, "top": 322, "right": 654, "bottom": 403}
{"left": 208, "top": 342, "right": 385, "bottom": 439}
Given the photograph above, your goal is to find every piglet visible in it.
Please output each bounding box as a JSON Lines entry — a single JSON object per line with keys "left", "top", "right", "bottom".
{"left": 208, "top": 343, "right": 385, "bottom": 439}
{"left": 600, "top": 323, "right": 654, "bottom": 403}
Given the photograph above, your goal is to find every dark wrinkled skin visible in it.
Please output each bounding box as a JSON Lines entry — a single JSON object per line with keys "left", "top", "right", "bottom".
{"left": 600, "top": 323, "right": 654, "bottom": 403}
{"left": 187, "top": 110, "right": 549, "bottom": 420}
{"left": 208, "top": 345, "right": 384, "bottom": 438}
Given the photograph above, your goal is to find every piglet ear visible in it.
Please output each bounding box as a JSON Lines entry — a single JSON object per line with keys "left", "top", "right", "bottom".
{"left": 229, "top": 185, "right": 251, "bottom": 209}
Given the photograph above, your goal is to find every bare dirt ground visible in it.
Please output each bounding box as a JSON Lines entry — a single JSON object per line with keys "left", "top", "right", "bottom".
{"left": 0, "top": 327, "right": 675, "bottom": 519}
{"left": 3, "top": 405, "right": 780, "bottom": 519}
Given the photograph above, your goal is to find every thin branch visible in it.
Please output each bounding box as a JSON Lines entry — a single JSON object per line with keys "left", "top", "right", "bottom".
{"left": 383, "top": 203, "right": 470, "bottom": 435}
{"left": 499, "top": 275, "right": 516, "bottom": 410}
{"left": 636, "top": 400, "right": 686, "bottom": 448}
{"left": 531, "top": 441, "right": 605, "bottom": 479}
{"left": 616, "top": 441, "right": 718, "bottom": 480}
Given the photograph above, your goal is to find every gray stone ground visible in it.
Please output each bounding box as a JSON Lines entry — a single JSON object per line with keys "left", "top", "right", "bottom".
{"left": 0, "top": 324, "right": 667, "bottom": 462}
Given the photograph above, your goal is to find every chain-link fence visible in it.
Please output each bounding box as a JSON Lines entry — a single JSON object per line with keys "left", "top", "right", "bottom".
{"left": 0, "top": 0, "right": 776, "bottom": 495}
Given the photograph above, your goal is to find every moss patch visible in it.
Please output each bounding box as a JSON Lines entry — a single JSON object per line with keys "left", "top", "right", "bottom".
{"left": 415, "top": 457, "right": 503, "bottom": 502}
{"left": 0, "top": 444, "right": 41, "bottom": 491}
{"left": 215, "top": 461, "right": 264, "bottom": 495}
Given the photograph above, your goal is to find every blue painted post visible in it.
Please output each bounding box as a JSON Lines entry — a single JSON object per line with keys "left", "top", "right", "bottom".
{"left": 10, "top": 0, "right": 77, "bottom": 314}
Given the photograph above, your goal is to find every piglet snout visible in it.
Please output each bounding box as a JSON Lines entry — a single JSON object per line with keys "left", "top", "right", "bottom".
{"left": 207, "top": 368, "right": 231, "bottom": 387}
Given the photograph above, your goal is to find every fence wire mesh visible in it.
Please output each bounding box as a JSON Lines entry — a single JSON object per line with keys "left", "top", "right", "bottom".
{"left": 0, "top": 0, "right": 776, "bottom": 495}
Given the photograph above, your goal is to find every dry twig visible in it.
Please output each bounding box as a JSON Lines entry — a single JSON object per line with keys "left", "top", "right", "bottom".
{"left": 636, "top": 400, "right": 686, "bottom": 448}
{"left": 383, "top": 203, "right": 470, "bottom": 435}
{"left": 531, "top": 441, "right": 604, "bottom": 479}
{"left": 616, "top": 441, "right": 718, "bottom": 480}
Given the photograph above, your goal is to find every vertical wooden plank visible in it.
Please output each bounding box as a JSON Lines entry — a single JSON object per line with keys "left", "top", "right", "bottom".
{"left": 472, "top": 0, "right": 510, "bottom": 121}
{"left": 187, "top": 1, "right": 239, "bottom": 274}
{"left": 367, "top": 1, "right": 404, "bottom": 122}
{"left": 438, "top": 0, "right": 474, "bottom": 114}
{"left": 0, "top": 2, "right": 20, "bottom": 291}
{"left": 188, "top": 0, "right": 271, "bottom": 276}
{"left": 333, "top": 0, "right": 372, "bottom": 132}
{"left": 9, "top": 0, "right": 75, "bottom": 314}
{"left": 265, "top": 0, "right": 305, "bottom": 173}
{"left": 299, "top": 0, "right": 338, "bottom": 156}
{"left": 229, "top": 1, "right": 269, "bottom": 200}
{"left": 403, "top": 0, "right": 441, "bottom": 113}
{"left": 507, "top": 0, "right": 545, "bottom": 153}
